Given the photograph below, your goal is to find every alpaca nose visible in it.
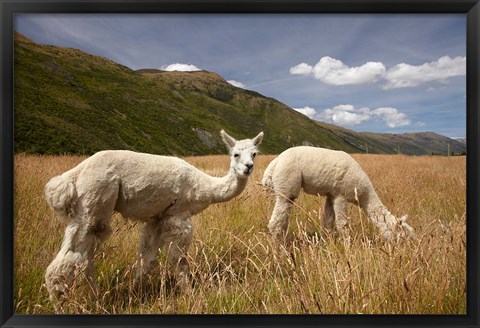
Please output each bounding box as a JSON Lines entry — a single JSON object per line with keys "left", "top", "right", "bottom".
{"left": 246, "top": 163, "right": 253, "bottom": 170}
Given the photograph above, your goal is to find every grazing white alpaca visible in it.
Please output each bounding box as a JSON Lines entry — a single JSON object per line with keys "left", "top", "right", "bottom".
{"left": 262, "top": 146, "right": 414, "bottom": 242}
{"left": 44, "top": 129, "right": 263, "bottom": 302}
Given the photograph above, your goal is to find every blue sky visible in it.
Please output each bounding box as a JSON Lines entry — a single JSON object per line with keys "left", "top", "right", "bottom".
{"left": 15, "top": 14, "right": 466, "bottom": 138}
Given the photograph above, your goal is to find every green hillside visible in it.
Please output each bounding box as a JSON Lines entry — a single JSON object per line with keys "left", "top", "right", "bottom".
{"left": 14, "top": 33, "right": 465, "bottom": 156}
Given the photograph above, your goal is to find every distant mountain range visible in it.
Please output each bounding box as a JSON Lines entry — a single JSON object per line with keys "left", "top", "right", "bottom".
{"left": 14, "top": 32, "right": 466, "bottom": 156}
{"left": 453, "top": 137, "right": 467, "bottom": 146}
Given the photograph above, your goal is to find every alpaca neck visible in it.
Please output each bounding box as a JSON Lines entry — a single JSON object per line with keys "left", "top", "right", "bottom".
{"left": 210, "top": 168, "right": 248, "bottom": 204}
{"left": 363, "top": 192, "right": 385, "bottom": 216}
{"left": 364, "top": 194, "right": 398, "bottom": 232}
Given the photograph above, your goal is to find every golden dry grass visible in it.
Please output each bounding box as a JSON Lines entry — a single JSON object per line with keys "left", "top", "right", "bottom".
{"left": 14, "top": 153, "right": 466, "bottom": 314}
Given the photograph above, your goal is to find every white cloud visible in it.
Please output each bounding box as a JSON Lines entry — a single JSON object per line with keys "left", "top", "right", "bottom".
{"left": 313, "top": 57, "right": 386, "bottom": 85}
{"left": 290, "top": 56, "right": 386, "bottom": 86}
{"left": 160, "top": 63, "right": 201, "bottom": 71}
{"left": 290, "top": 55, "right": 466, "bottom": 89}
{"left": 290, "top": 63, "right": 313, "bottom": 75}
{"left": 227, "top": 80, "right": 246, "bottom": 88}
{"left": 383, "top": 56, "right": 466, "bottom": 89}
{"left": 331, "top": 104, "right": 355, "bottom": 111}
{"left": 293, "top": 106, "right": 317, "bottom": 118}
{"left": 318, "top": 104, "right": 411, "bottom": 128}
{"left": 319, "top": 104, "right": 371, "bottom": 126}
{"left": 371, "top": 107, "right": 411, "bottom": 128}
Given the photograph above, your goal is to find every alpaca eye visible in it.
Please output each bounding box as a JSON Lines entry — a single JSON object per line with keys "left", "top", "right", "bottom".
{"left": 252, "top": 153, "right": 257, "bottom": 158}
{"left": 234, "top": 153, "right": 240, "bottom": 158}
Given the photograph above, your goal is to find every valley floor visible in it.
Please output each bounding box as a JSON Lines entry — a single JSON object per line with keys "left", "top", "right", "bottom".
{"left": 13, "top": 153, "right": 466, "bottom": 314}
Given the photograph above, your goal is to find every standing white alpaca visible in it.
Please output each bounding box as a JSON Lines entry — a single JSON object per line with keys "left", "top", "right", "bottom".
{"left": 44, "top": 129, "right": 263, "bottom": 302}
{"left": 262, "top": 146, "right": 414, "bottom": 242}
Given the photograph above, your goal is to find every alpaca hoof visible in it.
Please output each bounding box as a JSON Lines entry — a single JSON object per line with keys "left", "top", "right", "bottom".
{"left": 45, "top": 270, "right": 67, "bottom": 303}
{"left": 270, "top": 231, "right": 289, "bottom": 244}
{"left": 175, "top": 273, "right": 192, "bottom": 293}
{"left": 45, "top": 280, "right": 68, "bottom": 307}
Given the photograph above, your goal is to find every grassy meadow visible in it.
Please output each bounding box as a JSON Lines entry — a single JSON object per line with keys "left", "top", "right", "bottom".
{"left": 14, "top": 153, "right": 466, "bottom": 314}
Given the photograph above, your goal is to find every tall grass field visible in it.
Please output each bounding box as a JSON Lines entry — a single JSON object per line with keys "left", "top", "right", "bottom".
{"left": 14, "top": 153, "right": 466, "bottom": 314}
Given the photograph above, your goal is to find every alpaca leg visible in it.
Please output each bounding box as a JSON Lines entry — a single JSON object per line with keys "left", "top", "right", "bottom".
{"left": 323, "top": 195, "right": 335, "bottom": 233}
{"left": 45, "top": 222, "right": 81, "bottom": 301}
{"left": 158, "top": 217, "right": 193, "bottom": 290}
{"left": 333, "top": 196, "right": 349, "bottom": 239}
{"left": 45, "top": 173, "right": 118, "bottom": 302}
{"left": 268, "top": 196, "right": 293, "bottom": 242}
{"left": 135, "top": 220, "right": 164, "bottom": 282}
{"left": 45, "top": 221, "right": 100, "bottom": 302}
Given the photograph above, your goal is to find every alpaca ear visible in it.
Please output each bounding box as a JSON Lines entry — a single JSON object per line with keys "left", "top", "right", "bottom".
{"left": 220, "top": 130, "right": 237, "bottom": 150}
{"left": 252, "top": 131, "right": 264, "bottom": 146}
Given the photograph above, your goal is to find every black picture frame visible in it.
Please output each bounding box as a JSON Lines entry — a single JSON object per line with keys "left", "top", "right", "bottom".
{"left": 1, "top": 0, "right": 479, "bottom": 327}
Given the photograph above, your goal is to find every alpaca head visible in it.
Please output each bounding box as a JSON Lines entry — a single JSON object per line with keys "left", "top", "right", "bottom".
{"left": 220, "top": 130, "right": 264, "bottom": 178}
{"left": 380, "top": 209, "right": 415, "bottom": 241}
{"left": 396, "top": 215, "right": 415, "bottom": 239}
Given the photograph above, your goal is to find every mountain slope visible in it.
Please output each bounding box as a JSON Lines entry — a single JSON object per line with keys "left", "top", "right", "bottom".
{"left": 14, "top": 33, "right": 465, "bottom": 156}
{"left": 316, "top": 122, "right": 466, "bottom": 155}
{"left": 14, "top": 33, "right": 355, "bottom": 155}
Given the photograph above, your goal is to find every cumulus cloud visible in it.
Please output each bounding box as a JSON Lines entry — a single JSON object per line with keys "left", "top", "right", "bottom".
{"left": 318, "top": 104, "right": 411, "bottom": 128}
{"left": 160, "top": 63, "right": 201, "bottom": 71}
{"left": 290, "top": 55, "right": 466, "bottom": 89}
{"left": 318, "top": 104, "right": 371, "bottom": 126}
{"left": 290, "top": 63, "right": 313, "bottom": 75}
{"left": 227, "top": 80, "right": 246, "bottom": 88}
{"left": 293, "top": 106, "right": 317, "bottom": 118}
{"left": 290, "top": 56, "right": 386, "bottom": 86}
{"left": 383, "top": 56, "right": 466, "bottom": 89}
{"left": 370, "top": 107, "right": 411, "bottom": 128}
